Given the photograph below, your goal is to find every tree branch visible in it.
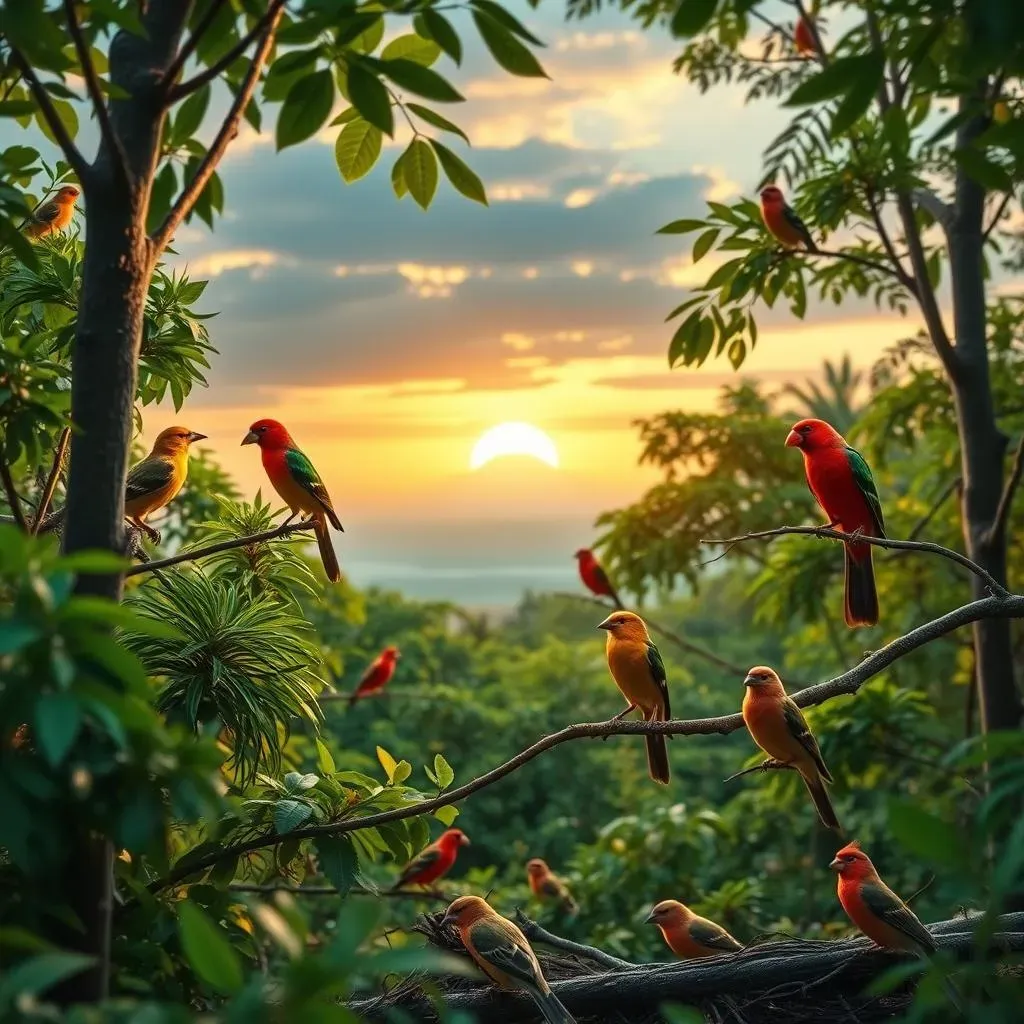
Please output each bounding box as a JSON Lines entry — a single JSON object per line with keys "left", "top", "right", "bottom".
{"left": 124, "top": 519, "right": 317, "bottom": 577}
{"left": 802, "top": 246, "right": 910, "bottom": 282}
{"left": 145, "top": 589, "right": 1024, "bottom": 895}
{"left": 912, "top": 187, "right": 954, "bottom": 229}
{"left": 982, "top": 192, "right": 1014, "bottom": 243}
{"left": 151, "top": 1, "right": 285, "bottom": 252}
{"left": 987, "top": 435, "right": 1024, "bottom": 548}
{"left": 32, "top": 427, "right": 70, "bottom": 535}
{"left": 700, "top": 524, "right": 1009, "bottom": 597}
{"left": 162, "top": 0, "right": 229, "bottom": 94}
{"left": 0, "top": 461, "right": 28, "bottom": 531}
{"left": 723, "top": 758, "right": 795, "bottom": 784}
{"left": 228, "top": 883, "right": 448, "bottom": 903}
{"left": 513, "top": 911, "right": 636, "bottom": 971}
{"left": 63, "top": 0, "right": 128, "bottom": 184}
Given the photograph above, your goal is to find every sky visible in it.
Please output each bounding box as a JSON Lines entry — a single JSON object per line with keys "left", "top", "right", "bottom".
{"left": 66, "top": 4, "right": 922, "bottom": 603}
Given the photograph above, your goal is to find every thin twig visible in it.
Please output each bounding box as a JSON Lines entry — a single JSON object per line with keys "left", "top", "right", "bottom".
{"left": 514, "top": 911, "right": 636, "bottom": 971}
{"left": 0, "top": 461, "right": 28, "bottom": 531}
{"left": 723, "top": 758, "right": 795, "bottom": 784}
{"left": 700, "top": 525, "right": 1009, "bottom": 598}
{"left": 125, "top": 519, "right": 317, "bottom": 576}
{"left": 32, "top": 427, "right": 70, "bottom": 535}
{"left": 799, "top": 246, "right": 909, "bottom": 282}
{"left": 906, "top": 477, "right": 961, "bottom": 542}
{"left": 145, "top": 588, "right": 1024, "bottom": 895}
{"left": 228, "top": 883, "right": 448, "bottom": 902}
{"left": 982, "top": 192, "right": 1013, "bottom": 243}
{"left": 987, "top": 435, "right": 1024, "bottom": 547}
{"left": 162, "top": 0, "right": 229, "bottom": 93}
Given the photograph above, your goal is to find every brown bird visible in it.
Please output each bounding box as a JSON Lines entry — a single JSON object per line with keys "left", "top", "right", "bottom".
{"left": 23, "top": 186, "right": 80, "bottom": 240}
{"left": 526, "top": 858, "right": 579, "bottom": 915}
{"left": 645, "top": 900, "right": 744, "bottom": 958}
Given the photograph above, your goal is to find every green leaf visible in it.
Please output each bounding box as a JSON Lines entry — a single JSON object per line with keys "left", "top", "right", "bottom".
{"left": 376, "top": 745, "right": 398, "bottom": 783}
{"left": 316, "top": 739, "right": 336, "bottom": 774}
{"left": 274, "top": 799, "right": 313, "bottom": 834}
{"left": 434, "top": 804, "right": 459, "bottom": 826}
{"left": 692, "top": 228, "right": 719, "bottom": 263}
{"left": 171, "top": 84, "right": 211, "bottom": 147}
{"left": 277, "top": 69, "right": 335, "bottom": 149}
{"left": 954, "top": 148, "right": 1014, "bottom": 191}
{"left": 177, "top": 902, "right": 243, "bottom": 995}
{"left": 392, "top": 760, "right": 412, "bottom": 784}
{"left": 377, "top": 59, "right": 463, "bottom": 102}
{"left": 830, "top": 64, "right": 883, "bottom": 136}
{"left": 727, "top": 337, "right": 746, "bottom": 369}
{"left": 0, "top": 952, "right": 95, "bottom": 1007}
{"left": 316, "top": 836, "right": 359, "bottom": 895}
{"left": 416, "top": 9, "right": 463, "bottom": 65}
{"left": 335, "top": 118, "right": 382, "bottom": 183}
{"left": 433, "top": 753, "right": 455, "bottom": 790}
{"left": 391, "top": 151, "right": 409, "bottom": 199}
{"left": 404, "top": 138, "right": 439, "bottom": 210}
{"left": 348, "top": 15, "right": 384, "bottom": 55}
{"left": 470, "top": 0, "right": 545, "bottom": 46}
{"left": 657, "top": 218, "right": 707, "bottom": 235}
{"left": 473, "top": 12, "right": 548, "bottom": 79}
{"left": 347, "top": 63, "right": 394, "bottom": 137}
{"left": 786, "top": 54, "right": 884, "bottom": 107}
{"left": 381, "top": 33, "right": 442, "bottom": 67}
{"left": 671, "top": 0, "right": 718, "bottom": 37}
{"left": 887, "top": 798, "right": 968, "bottom": 871}
{"left": 431, "top": 140, "right": 487, "bottom": 204}
{"left": 407, "top": 103, "right": 469, "bottom": 143}
{"left": 284, "top": 772, "right": 319, "bottom": 792}
{"left": 34, "top": 693, "right": 81, "bottom": 767}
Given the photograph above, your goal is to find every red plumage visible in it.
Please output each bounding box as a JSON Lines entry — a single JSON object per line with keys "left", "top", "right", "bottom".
{"left": 574, "top": 548, "right": 622, "bottom": 607}
{"left": 794, "top": 16, "right": 816, "bottom": 56}
{"left": 348, "top": 646, "right": 400, "bottom": 709}
{"left": 392, "top": 828, "right": 469, "bottom": 889}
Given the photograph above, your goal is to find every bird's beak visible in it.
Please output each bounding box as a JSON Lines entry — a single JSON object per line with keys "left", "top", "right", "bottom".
{"left": 440, "top": 911, "right": 455, "bottom": 928}
{"left": 241, "top": 430, "right": 258, "bottom": 446}
{"left": 187, "top": 431, "right": 207, "bottom": 444}
{"left": 743, "top": 672, "right": 760, "bottom": 688}
{"left": 785, "top": 429, "right": 801, "bottom": 448}
{"left": 828, "top": 857, "right": 843, "bottom": 872}
{"left": 643, "top": 910, "right": 658, "bottom": 925}
{"left": 460, "top": 835, "right": 471, "bottom": 846}
{"left": 597, "top": 615, "right": 614, "bottom": 631}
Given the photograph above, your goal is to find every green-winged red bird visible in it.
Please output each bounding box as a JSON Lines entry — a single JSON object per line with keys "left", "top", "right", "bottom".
{"left": 24, "top": 185, "right": 80, "bottom": 240}
{"left": 598, "top": 610, "right": 671, "bottom": 785}
{"left": 527, "top": 858, "right": 579, "bottom": 915}
{"left": 391, "top": 828, "right": 469, "bottom": 890}
{"left": 348, "top": 646, "right": 400, "bottom": 709}
{"left": 787, "top": 417, "right": 885, "bottom": 627}
{"left": 760, "top": 185, "right": 818, "bottom": 252}
{"left": 574, "top": 548, "right": 623, "bottom": 608}
{"left": 242, "top": 419, "right": 343, "bottom": 583}
{"left": 645, "top": 900, "right": 743, "bottom": 959}
{"left": 125, "top": 425, "right": 207, "bottom": 542}
{"left": 442, "top": 896, "right": 576, "bottom": 1024}
{"left": 742, "top": 666, "right": 840, "bottom": 831}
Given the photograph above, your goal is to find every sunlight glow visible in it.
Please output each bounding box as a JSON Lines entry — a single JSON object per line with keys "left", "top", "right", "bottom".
{"left": 470, "top": 422, "right": 560, "bottom": 470}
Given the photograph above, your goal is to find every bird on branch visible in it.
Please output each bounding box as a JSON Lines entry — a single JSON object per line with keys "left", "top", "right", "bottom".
{"left": 125, "top": 426, "right": 207, "bottom": 543}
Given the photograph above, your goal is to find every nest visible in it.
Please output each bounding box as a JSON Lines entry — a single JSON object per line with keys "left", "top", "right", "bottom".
{"left": 350, "top": 911, "right": 1024, "bottom": 1023}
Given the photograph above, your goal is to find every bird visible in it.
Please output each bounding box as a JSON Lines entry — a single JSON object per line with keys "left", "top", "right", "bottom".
{"left": 645, "top": 900, "right": 744, "bottom": 958}
{"left": 348, "top": 646, "right": 400, "bottom": 709}
{"left": 742, "top": 666, "right": 841, "bottom": 831}
{"left": 574, "top": 547, "right": 623, "bottom": 608}
{"left": 526, "top": 858, "right": 579, "bottom": 915}
{"left": 831, "top": 842, "right": 964, "bottom": 1010}
{"left": 794, "top": 15, "right": 817, "bottom": 56}
{"left": 391, "top": 828, "right": 469, "bottom": 890}
{"left": 786, "top": 417, "right": 885, "bottom": 627}
{"left": 442, "top": 895, "right": 576, "bottom": 1024}
{"left": 124, "top": 425, "right": 207, "bottom": 542}
{"left": 597, "top": 610, "right": 671, "bottom": 785}
{"left": 241, "top": 419, "right": 343, "bottom": 583}
{"left": 23, "top": 185, "right": 80, "bottom": 240}
{"left": 759, "top": 185, "right": 818, "bottom": 252}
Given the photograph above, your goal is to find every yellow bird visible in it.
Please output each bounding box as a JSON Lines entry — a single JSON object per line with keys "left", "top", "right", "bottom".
{"left": 124, "top": 425, "right": 207, "bottom": 541}
{"left": 597, "top": 610, "right": 671, "bottom": 784}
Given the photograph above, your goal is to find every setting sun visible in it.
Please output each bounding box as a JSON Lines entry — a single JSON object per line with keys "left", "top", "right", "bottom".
{"left": 470, "top": 422, "right": 560, "bottom": 470}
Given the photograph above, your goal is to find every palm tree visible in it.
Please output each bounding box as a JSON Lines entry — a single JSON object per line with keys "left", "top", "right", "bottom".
{"left": 779, "top": 354, "right": 865, "bottom": 432}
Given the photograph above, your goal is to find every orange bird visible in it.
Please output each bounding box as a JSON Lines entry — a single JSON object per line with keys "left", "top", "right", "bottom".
{"left": 794, "top": 15, "right": 817, "bottom": 56}
{"left": 24, "top": 186, "right": 80, "bottom": 239}
{"left": 241, "top": 419, "right": 343, "bottom": 583}
{"left": 759, "top": 185, "right": 818, "bottom": 252}
{"left": 391, "top": 828, "right": 469, "bottom": 890}
{"left": 598, "top": 610, "right": 671, "bottom": 785}
{"left": 742, "top": 666, "right": 840, "bottom": 831}
{"left": 574, "top": 548, "right": 623, "bottom": 608}
{"left": 787, "top": 418, "right": 885, "bottom": 627}
{"left": 526, "top": 859, "right": 579, "bottom": 915}
{"left": 645, "top": 900, "right": 743, "bottom": 958}
{"left": 348, "top": 646, "right": 400, "bottom": 709}
{"left": 124, "top": 426, "right": 207, "bottom": 542}
{"left": 442, "top": 896, "right": 576, "bottom": 1024}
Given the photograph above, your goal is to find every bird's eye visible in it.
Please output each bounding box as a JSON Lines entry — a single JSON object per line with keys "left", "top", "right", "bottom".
{"left": 800, "top": 425, "right": 812, "bottom": 434}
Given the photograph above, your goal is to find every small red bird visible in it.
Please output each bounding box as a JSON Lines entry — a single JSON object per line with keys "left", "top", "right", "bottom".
{"left": 348, "top": 646, "right": 400, "bottom": 709}
{"left": 759, "top": 185, "right": 818, "bottom": 252}
{"left": 574, "top": 548, "right": 623, "bottom": 608}
{"left": 794, "top": 15, "right": 817, "bottom": 56}
{"left": 242, "top": 419, "right": 343, "bottom": 583}
{"left": 391, "top": 828, "right": 469, "bottom": 890}
{"left": 645, "top": 900, "right": 744, "bottom": 958}
{"left": 23, "top": 185, "right": 80, "bottom": 239}
{"left": 786, "top": 418, "right": 885, "bottom": 627}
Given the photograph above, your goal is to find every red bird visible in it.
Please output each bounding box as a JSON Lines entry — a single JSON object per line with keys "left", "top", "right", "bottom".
{"left": 786, "top": 418, "right": 885, "bottom": 627}
{"left": 759, "top": 185, "right": 818, "bottom": 252}
{"left": 391, "top": 828, "right": 470, "bottom": 890}
{"left": 794, "top": 15, "right": 817, "bottom": 56}
{"left": 574, "top": 548, "right": 623, "bottom": 608}
{"left": 242, "top": 419, "right": 343, "bottom": 583}
{"left": 348, "top": 646, "right": 400, "bottom": 709}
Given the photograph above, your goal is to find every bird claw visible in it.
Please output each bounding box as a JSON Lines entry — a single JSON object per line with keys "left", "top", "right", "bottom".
{"left": 601, "top": 704, "right": 637, "bottom": 740}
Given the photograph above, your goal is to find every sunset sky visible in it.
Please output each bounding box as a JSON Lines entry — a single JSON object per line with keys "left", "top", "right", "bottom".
{"left": 70, "top": 5, "right": 921, "bottom": 601}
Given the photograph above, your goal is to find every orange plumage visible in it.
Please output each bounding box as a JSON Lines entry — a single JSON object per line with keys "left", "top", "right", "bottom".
{"left": 526, "top": 859, "right": 578, "bottom": 915}
{"left": 646, "top": 900, "right": 743, "bottom": 958}
{"left": 24, "top": 186, "right": 80, "bottom": 239}
{"left": 124, "top": 426, "right": 207, "bottom": 541}
{"left": 759, "top": 185, "right": 818, "bottom": 251}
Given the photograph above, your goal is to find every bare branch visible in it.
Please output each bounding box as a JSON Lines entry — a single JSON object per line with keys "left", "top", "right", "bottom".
{"left": 162, "top": 0, "right": 229, "bottom": 94}
{"left": 700, "top": 524, "right": 1009, "bottom": 598}
{"left": 0, "top": 461, "right": 28, "bottom": 531}
{"left": 802, "top": 246, "right": 910, "bottom": 282}
{"left": 913, "top": 187, "right": 953, "bottom": 228}
{"left": 229, "top": 883, "right": 448, "bottom": 903}
{"left": 145, "top": 589, "right": 1024, "bottom": 895}
{"left": 983, "top": 192, "right": 1014, "bottom": 244}
{"left": 63, "top": 0, "right": 128, "bottom": 184}
{"left": 906, "top": 477, "right": 961, "bottom": 542}
{"left": 152, "top": 1, "right": 285, "bottom": 252}
{"left": 32, "top": 428, "right": 70, "bottom": 535}
{"left": 513, "top": 911, "right": 636, "bottom": 971}
{"left": 988, "top": 435, "right": 1024, "bottom": 548}
{"left": 723, "top": 758, "right": 795, "bottom": 784}
{"left": 124, "top": 519, "right": 317, "bottom": 577}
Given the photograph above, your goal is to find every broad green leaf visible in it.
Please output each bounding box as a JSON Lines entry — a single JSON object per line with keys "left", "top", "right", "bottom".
{"left": 657, "top": 218, "right": 706, "bottom": 234}
{"left": 434, "top": 804, "right": 459, "bottom": 826}
{"left": 431, "top": 140, "right": 487, "bottom": 204}
{"left": 171, "top": 84, "right": 211, "bottom": 146}
{"left": 392, "top": 759, "right": 412, "bottom": 784}
{"left": 335, "top": 118, "right": 382, "bottom": 183}
{"left": 277, "top": 69, "right": 335, "bottom": 149}
{"left": 433, "top": 753, "right": 455, "bottom": 790}
{"left": 416, "top": 9, "right": 463, "bottom": 64}
{"left": 284, "top": 772, "right": 319, "bottom": 792}
{"left": 316, "top": 835, "right": 359, "bottom": 895}
{"left": 348, "top": 15, "right": 385, "bottom": 55}
{"left": 473, "top": 12, "right": 547, "bottom": 79}
{"left": 34, "top": 693, "right": 81, "bottom": 767}
{"left": 392, "top": 151, "right": 409, "bottom": 199}
{"left": 377, "top": 59, "right": 463, "bottom": 103}
{"left": 0, "top": 952, "right": 95, "bottom": 1007}
{"left": 376, "top": 745, "right": 398, "bottom": 782}
{"left": 316, "top": 738, "right": 336, "bottom": 774}
{"left": 670, "top": 0, "right": 718, "bottom": 38}
{"left": 887, "top": 798, "right": 968, "bottom": 872}
{"left": 274, "top": 798, "right": 313, "bottom": 834}
{"left": 381, "top": 33, "right": 442, "bottom": 67}
{"left": 177, "top": 902, "right": 243, "bottom": 995}
{"left": 347, "top": 63, "right": 394, "bottom": 137}
{"left": 955, "top": 148, "right": 1014, "bottom": 191}
{"left": 470, "top": 0, "right": 545, "bottom": 46}
{"left": 692, "top": 228, "right": 719, "bottom": 263}
{"left": 786, "top": 54, "right": 884, "bottom": 107}
{"left": 404, "top": 138, "right": 438, "bottom": 210}
{"left": 407, "top": 103, "right": 469, "bottom": 143}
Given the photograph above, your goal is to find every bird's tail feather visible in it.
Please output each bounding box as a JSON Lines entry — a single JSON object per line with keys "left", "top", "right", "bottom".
{"left": 532, "top": 988, "right": 577, "bottom": 1024}
{"left": 802, "top": 771, "right": 841, "bottom": 832}
{"left": 314, "top": 517, "right": 341, "bottom": 583}
{"left": 844, "top": 545, "right": 878, "bottom": 627}
{"left": 645, "top": 734, "right": 670, "bottom": 785}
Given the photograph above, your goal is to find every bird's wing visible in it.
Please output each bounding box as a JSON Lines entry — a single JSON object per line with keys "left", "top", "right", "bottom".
{"left": 469, "top": 919, "right": 543, "bottom": 990}
{"left": 125, "top": 456, "right": 175, "bottom": 502}
{"left": 357, "top": 659, "right": 382, "bottom": 690}
{"left": 782, "top": 696, "right": 832, "bottom": 782}
{"left": 844, "top": 445, "right": 886, "bottom": 537}
{"left": 645, "top": 640, "right": 671, "bottom": 719}
{"left": 782, "top": 203, "right": 814, "bottom": 245}
{"left": 690, "top": 918, "right": 742, "bottom": 952}
{"left": 285, "top": 448, "right": 340, "bottom": 526}
{"left": 860, "top": 882, "right": 935, "bottom": 952}
{"left": 539, "top": 878, "right": 564, "bottom": 899}
{"left": 395, "top": 845, "right": 441, "bottom": 884}
{"left": 31, "top": 200, "right": 62, "bottom": 225}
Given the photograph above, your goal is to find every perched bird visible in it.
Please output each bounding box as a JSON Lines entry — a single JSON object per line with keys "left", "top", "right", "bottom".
{"left": 786, "top": 418, "right": 885, "bottom": 627}
{"left": 794, "top": 15, "right": 817, "bottom": 56}
{"left": 442, "top": 895, "right": 576, "bottom": 1024}
{"left": 124, "top": 426, "right": 207, "bottom": 542}
{"left": 574, "top": 548, "right": 623, "bottom": 608}
{"left": 645, "top": 900, "right": 743, "bottom": 958}
{"left": 23, "top": 185, "right": 80, "bottom": 239}
{"left": 526, "top": 858, "right": 579, "bottom": 915}
{"left": 348, "top": 646, "right": 400, "bottom": 709}
{"left": 598, "top": 610, "right": 671, "bottom": 785}
{"left": 391, "top": 828, "right": 469, "bottom": 890}
{"left": 241, "top": 419, "right": 343, "bottom": 583}
{"left": 759, "top": 185, "right": 818, "bottom": 252}
{"left": 742, "top": 666, "right": 840, "bottom": 831}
